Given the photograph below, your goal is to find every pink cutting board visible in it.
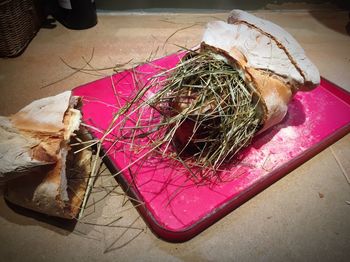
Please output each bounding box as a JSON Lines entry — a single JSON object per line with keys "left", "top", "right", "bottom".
{"left": 73, "top": 52, "right": 350, "bottom": 242}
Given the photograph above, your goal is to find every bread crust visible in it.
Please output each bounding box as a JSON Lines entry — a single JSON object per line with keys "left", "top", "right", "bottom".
{"left": 228, "top": 9, "right": 320, "bottom": 91}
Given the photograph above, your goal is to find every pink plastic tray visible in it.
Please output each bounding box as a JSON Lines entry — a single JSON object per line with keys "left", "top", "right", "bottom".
{"left": 73, "top": 53, "right": 350, "bottom": 242}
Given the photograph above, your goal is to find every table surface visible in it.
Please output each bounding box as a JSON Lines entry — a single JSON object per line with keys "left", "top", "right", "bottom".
{"left": 0, "top": 10, "right": 349, "bottom": 261}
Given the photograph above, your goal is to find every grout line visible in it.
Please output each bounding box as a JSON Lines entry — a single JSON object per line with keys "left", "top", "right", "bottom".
{"left": 330, "top": 146, "right": 350, "bottom": 185}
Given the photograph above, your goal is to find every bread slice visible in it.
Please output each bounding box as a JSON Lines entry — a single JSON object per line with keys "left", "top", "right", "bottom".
{"left": 201, "top": 10, "right": 320, "bottom": 132}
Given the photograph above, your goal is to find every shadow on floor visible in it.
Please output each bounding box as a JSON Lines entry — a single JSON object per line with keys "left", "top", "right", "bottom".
{"left": 0, "top": 194, "right": 76, "bottom": 236}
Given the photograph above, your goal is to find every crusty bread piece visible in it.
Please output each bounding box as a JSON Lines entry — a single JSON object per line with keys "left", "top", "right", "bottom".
{"left": 201, "top": 10, "right": 320, "bottom": 132}
{"left": 1, "top": 91, "right": 91, "bottom": 219}
{"left": 228, "top": 9, "right": 320, "bottom": 91}
{"left": 5, "top": 148, "right": 91, "bottom": 219}
{"left": 0, "top": 92, "right": 78, "bottom": 180}
{"left": 0, "top": 116, "right": 56, "bottom": 176}
{"left": 11, "top": 91, "right": 73, "bottom": 133}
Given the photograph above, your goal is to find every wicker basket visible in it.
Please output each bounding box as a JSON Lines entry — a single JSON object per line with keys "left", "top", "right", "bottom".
{"left": 0, "top": 0, "right": 42, "bottom": 57}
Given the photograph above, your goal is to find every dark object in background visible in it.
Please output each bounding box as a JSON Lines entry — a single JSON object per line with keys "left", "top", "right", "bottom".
{"left": 0, "top": 0, "right": 43, "bottom": 57}
{"left": 52, "top": 0, "right": 97, "bottom": 30}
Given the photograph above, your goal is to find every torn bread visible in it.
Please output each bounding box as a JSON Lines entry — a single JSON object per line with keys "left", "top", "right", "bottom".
{"left": 0, "top": 91, "right": 81, "bottom": 178}
{"left": 5, "top": 147, "right": 91, "bottom": 219}
{"left": 201, "top": 10, "right": 320, "bottom": 132}
{"left": 1, "top": 91, "right": 91, "bottom": 219}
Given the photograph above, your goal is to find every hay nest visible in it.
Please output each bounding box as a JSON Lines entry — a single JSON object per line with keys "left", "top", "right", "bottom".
{"left": 146, "top": 50, "right": 262, "bottom": 169}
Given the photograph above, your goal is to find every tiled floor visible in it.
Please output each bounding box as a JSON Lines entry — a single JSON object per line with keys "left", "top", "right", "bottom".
{"left": 0, "top": 10, "right": 349, "bottom": 261}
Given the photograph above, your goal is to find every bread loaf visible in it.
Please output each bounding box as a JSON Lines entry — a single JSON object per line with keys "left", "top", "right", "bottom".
{"left": 201, "top": 10, "right": 320, "bottom": 132}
